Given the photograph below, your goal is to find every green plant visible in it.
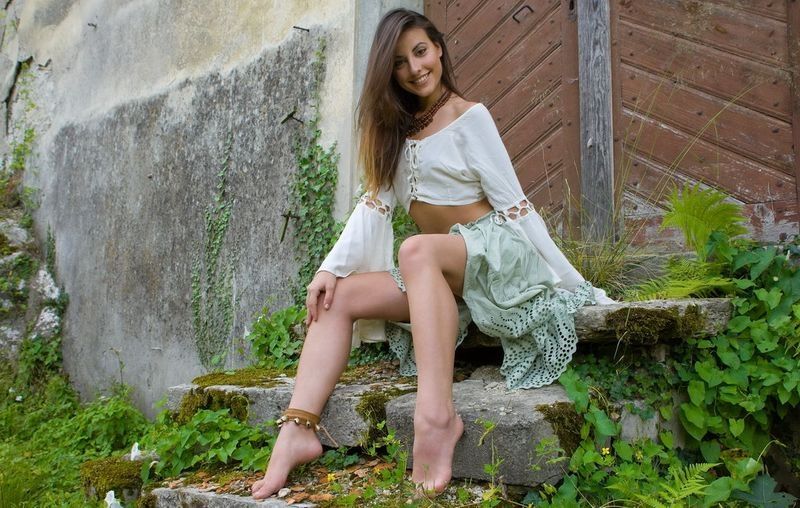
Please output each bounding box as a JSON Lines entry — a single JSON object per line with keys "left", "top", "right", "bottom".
{"left": 246, "top": 304, "right": 306, "bottom": 370}
{"left": 676, "top": 233, "right": 800, "bottom": 457}
{"left": 142, "top": 408, "right": 274, "bottom": 480}
{"left": 661, "top": 183, "right": 748, "bottom": 262}
{"left": 475, "top": 418, "right": 503, "bottom": 507}
{"left": 290, "top": 39, "right": 344, "bottom": 306}
{"left": 191, "top": 135, "right": 236, "bottom": 369}
{"left": 348, "top": 342, "right": 394, "bottom": 366}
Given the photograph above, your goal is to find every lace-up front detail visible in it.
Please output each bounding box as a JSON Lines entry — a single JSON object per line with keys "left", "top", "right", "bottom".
{"left": 403, "top": 140, "right": 422, "bottom": 199}
{"left": 499, "top": 199, "right": 535, "bottom": 221}
{"left": 359, "top": 194, "right": 392, "bottom": 217}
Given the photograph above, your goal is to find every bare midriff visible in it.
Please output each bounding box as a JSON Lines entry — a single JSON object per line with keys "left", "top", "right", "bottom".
{"left": 409, "top": 198, "right": 494, "bottom": 234}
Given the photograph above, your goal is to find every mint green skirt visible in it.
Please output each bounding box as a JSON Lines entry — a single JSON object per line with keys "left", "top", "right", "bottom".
{"left": 386, "top": 212, "right": 594, "bottom": 390}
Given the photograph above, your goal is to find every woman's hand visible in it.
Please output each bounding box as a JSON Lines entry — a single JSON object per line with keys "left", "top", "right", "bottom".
{"left": 305, "top": 271, "right": 338, "bottom": 325}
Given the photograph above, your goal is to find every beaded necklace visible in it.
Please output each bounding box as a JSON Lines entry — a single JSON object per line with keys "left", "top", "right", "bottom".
{"left": 406, "top": 88, "right": 452, "bottom": 137}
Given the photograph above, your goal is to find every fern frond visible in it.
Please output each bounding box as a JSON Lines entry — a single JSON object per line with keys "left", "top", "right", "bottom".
{"left": 625, "top": 276, "right": 735, "bottom": 301}
{"left": 661, "top": 184, "right": 748, "bottom": 260}
{"left": 634, "top": 463, "right": 713, "bottom": 507}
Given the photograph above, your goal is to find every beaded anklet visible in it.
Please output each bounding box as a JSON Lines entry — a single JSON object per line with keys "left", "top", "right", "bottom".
{"left": 276, "top": 408, "right": 339, "bottom": 447}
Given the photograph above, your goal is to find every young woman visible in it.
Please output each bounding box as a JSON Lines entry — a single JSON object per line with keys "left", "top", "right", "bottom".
{"left": 252, "top": 8, "right": 613, "bottom": 499}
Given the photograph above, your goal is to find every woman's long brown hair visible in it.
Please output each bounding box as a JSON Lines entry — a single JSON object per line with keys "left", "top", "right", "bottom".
{"left": 358, "top": 9, "right": 460, "bottom": 195}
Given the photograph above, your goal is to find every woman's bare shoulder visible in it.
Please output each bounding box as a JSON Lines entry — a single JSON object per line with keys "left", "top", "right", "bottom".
{"left": 450, "top": 96, "right": 480, "bottom": 116}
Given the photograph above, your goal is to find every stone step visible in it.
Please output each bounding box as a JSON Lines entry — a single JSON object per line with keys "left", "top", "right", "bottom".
{"left": 463, "top": 298, "right": 731, "bottom": 347}
{"left": 150, "top": 487, "right": 314, "bottom": 507}
{"left": 166, "top": 371, "right": 576, "bottom": 488}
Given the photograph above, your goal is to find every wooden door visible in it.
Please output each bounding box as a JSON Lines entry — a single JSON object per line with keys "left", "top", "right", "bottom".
{"left": 425, "top": 0, "right": 582, "bottom": 224}
{"left": 612, "top": 0, "right": 800, "bottom": 245}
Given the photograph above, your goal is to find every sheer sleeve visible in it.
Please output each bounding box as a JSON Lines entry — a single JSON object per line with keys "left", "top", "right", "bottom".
{"left": 464, "top": 105, "right": 614, "bottom": 303}
{"left": 317, "top": 186, "right": 396, "bottom": 277}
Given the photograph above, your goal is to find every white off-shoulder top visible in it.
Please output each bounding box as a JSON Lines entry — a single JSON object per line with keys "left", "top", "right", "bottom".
{"left": 318, "top": 104, "right": 611, "bottom": 340}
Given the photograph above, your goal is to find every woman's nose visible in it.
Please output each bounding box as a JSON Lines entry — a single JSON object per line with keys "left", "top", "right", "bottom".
{"left": 409, "top": 57, "right": 422, "bottom": 74}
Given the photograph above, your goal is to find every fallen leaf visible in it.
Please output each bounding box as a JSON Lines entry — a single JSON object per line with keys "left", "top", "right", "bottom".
{"left": 290, "top": 485, "right": 306, "bottom": 492}
{"left": 353, "top": 468, "right": 370, "bottom": 478}
{"left": 309, "top": 493, "right": 335, "bottom": 502}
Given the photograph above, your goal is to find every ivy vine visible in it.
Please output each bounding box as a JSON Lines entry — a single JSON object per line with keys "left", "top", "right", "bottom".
{"left": 290, "top": 39, "right": 343, "bottom": 306}
{"left": 191, "top": 135, "right": 236, "bottom": 369}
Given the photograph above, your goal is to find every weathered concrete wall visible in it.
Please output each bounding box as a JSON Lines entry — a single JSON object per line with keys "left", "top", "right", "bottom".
{"left": 0, "top": 0, "right": 405, "bottom": 416}
{"left": 0, "top": 0, "right": 422, "bottom": 415}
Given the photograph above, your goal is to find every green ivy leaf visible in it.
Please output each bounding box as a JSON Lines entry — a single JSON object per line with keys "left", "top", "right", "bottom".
{"left": 559, "top": 369, "right": 589, "bottom": 413}
{"left": 727, "top": 316, "right": 752, "bottom": 333}
{"left": 589, "top": 407, "right": 618, "bottom": 438}
{"left": 732, "top": 474, "right": 797, "bottom": 507}
{"left": 700, "top": 439, "right": 721, "bottom": 462}
{"left": 728, "top": 418, "right": 745, "bottom": 437}
{"left": 703, "top": 477, "right": 733, "bottom": 506}
{"left": 613, "top": 440, "right": 633, "bottom": 461}
{"left": 680, "top": 402, "right": 706, "bottom": 430}
{"left": 688, "top": 379, "right": 706, "bottom": 406}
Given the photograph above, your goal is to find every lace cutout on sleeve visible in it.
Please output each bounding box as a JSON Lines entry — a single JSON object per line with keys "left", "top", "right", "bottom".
{"left": 360, "top": 194, "right": 392, "bottom": 217}
{"left": 498, "top": 199, "right": 535, "bottom": 221}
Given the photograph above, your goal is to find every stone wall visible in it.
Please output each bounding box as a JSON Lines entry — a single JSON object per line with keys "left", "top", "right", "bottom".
{"left": 0, "top": 0, "right": 419, "bottom": 415}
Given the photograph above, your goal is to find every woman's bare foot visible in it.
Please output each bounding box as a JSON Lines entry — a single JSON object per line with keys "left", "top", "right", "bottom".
{"left": 411, "top": 411, "right": 464, "bottom": 494}
{"left": 251, "top": 423, "right": 323, "bottom": 500}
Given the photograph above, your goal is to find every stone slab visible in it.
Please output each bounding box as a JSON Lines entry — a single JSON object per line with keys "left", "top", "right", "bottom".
{"left": 386, "top": 379, "right": 571, "bottom": 487}
{"left": 151, "top": 487, "right": 314, "bottom": 507}
{"left": 463, "top": 298, "right": 731, "bottom": 348}
{"left": 165, "top": 380, "right": 415, "bottom": 448}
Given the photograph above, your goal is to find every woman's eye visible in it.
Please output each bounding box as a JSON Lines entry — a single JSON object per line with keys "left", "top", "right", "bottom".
{"left": 394, "top": 60, "right": 404, "bottom": 68}
{"left": 415, "top": 47, "right": 427, "bottom": 56}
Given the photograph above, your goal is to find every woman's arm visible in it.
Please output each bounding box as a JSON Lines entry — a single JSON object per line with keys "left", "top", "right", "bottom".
{"left": 464, "top": 105, "right": 615, "bottom": 303}
{"left": 310, "top": 188, "right": 397, "bottom": 320}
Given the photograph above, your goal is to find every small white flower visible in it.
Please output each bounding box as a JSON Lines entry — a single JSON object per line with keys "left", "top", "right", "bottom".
{"left": 8, "top": 387, "right": 14, "bottom": 393}
{"left": 130, "top": 442, "right": 142, "bottom": 461}
{"left": 104, "top": 490, "right": 122, "bottom": 508}
{"left": 774, "top": 276, "right": 779, "bottom": 282}
{"left": 15, "top": 395, "right": 22, "bottom": 402}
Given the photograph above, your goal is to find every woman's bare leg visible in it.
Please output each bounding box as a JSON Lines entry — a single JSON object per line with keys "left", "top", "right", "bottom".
{"left": 251, "top": 272, "right": 410, "bottom": 499}
{"left": 398, "top": 234, "right": 468, "bottom": 493}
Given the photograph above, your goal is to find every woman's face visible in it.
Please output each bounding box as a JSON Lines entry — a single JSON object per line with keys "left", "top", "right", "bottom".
{"left": 392, "top": 27, "right": 443, "bottom": 102}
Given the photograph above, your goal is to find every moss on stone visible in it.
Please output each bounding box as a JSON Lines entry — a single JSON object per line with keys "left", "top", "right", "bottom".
{"left": 537, "top": 402, "right": 583, "bottom": 456}
{"left": 191, "top": 366, "right": 290, "bottom": 388}
{"left": 606, "top": 305, "right": 709, "bottom": 345}
{"left": 136, "top": 490, "right": 157, "bottom": 508}
{"left": 676, "top": 303, "right": 706, "bottom": 337}
{"left": 176, "top": 387, "right": 249, "bottom": 424}
{"left": 79, "top": 456, "right": 143, "bottom": 501}
{"left": 355, "top": 386, "right": 416, "bottom": 446}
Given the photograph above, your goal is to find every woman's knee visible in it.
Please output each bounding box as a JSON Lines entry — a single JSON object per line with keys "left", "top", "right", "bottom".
{"left": 398, "top": 235, "right": 435, "bottom": 272}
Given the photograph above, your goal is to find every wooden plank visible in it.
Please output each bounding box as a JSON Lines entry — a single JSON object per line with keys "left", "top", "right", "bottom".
{"left": 609, "top": 0, "right": 624, "bottom": 232}
{"left": 742, "top": 200, "right": 800, "bottom": 242}
{"left": 713, "top": 0, "right": 787, "bottom": 22}
{"left": 621, "top": 111, "right": 796, "bottom": 203}
{"left": 449, "top": 0, "right": 524, "bottom": 67}
{"left": 578, "top": 0, "right": 615, "bottom": 241}
{"left": 620, "top": 21, "right": 793, "bottom": 122}
{"left": 618, "top": 0, "right": 787, "bottom": 66}
{"left": 489, "top": 46, "right": 562, "bottom": 128}
{"left": 526, "top": 167, "right": 565, "bottom": 212}
{"left": 445, "top": 0, "right": 486, "bottom": 34}
{"left": 560, "top": 0, "right": 582, "bottom": 237}
{"left": 514, "top": 128, "right": 565, "bottom": 195}
{"left": 454, "top": 1, "right": 559, "bottom": 91}
{"left": 424, "top": 0, "right": 446, "bottom": 30}
{"left": 501, "top": 88, "right": 562, "bottom": 162}
{"left": 621, "top": 64, "right": 794, "bottom": 173}
{"left": 465, "top": 7, "right": 561, "bottom": 104}
{"left": 788, "top": 0, "right": 800, "bottom": 235}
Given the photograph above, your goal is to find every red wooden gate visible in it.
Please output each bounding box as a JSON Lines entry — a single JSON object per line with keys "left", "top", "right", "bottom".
{"left": 426, "top": 0, "right": 582, "bottom": 223}
{"left": 426, "top": 0, "right": 800, "bottom": 245}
